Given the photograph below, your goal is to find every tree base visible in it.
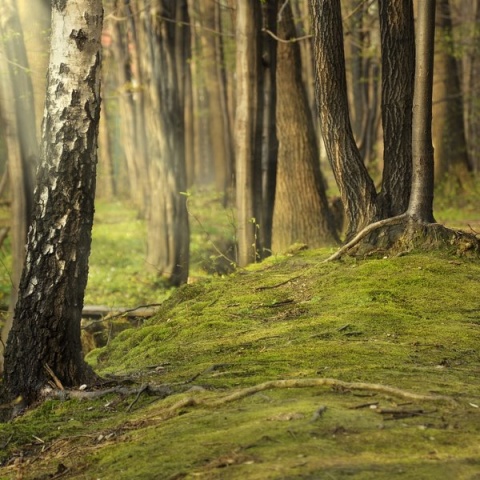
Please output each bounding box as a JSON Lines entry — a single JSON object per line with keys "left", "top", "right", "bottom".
{"left": 326, "top": 214, "right": 480, "bottom": 261}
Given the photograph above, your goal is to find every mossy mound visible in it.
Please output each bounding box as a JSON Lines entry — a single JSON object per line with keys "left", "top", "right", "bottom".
{"left": 1, "top": 248, "right": 480, "bottom": 479}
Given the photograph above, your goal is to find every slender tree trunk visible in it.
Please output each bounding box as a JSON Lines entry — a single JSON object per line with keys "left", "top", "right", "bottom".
{"left": 109, "top": 0, "right": 148, "bottom": 209}
{"left": 257, "top": 0, "right": 278, "bottom": 257}
{"left": 234, "top": 0, "right": 261, "bottom": 266}
{"left": 407, "top": 0, "right": 436, "bottom": 222}
{"left": 311, "top": 0, "right": 377, "bottom": 240}
{"left": 4, "top": 0, "right": 103, "bottom": 403}
{"left": 0, "top": 0, "right": 38, "bottom": 374}
{"left": 432, "top": 0, "right": 472, "bottom": 188}
{"left": 377, "top": 0, "right": 415, "bottom": 217}
{"left": 98, "top": 98, "right": 116, "bottom": 200}
{"left": 198, "top": 0, "right": 234, "bottom": 197}
{"left": 272, "top": 2, "right": 338, "bottom": 252}
{"left": 460, "top": 0, "right": 480, "bottom": 173}
{"left": 347, "top": 0, "right": 367, "bottom": 143}
{"left": 143, "top": 1, "right": 190, "bottom": 286}
{"left": 127, "top": 0, "right": 150, "bottom": 213}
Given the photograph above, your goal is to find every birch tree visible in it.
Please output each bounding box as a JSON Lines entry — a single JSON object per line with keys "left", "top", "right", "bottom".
{"left": 3, "top": 0, "right": 103, "bottom": 405}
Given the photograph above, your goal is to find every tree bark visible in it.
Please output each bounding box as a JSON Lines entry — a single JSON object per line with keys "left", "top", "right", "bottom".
{"left": 198, "top": 0, "right": 234, "bottom": 197}
{"left": 377, "top": 0, "right": 415, "bottom": 217}
{"left": 407, "top": 0, "right": 436, "bottom": 222}
{"left": 310, "top": 0, "right": 377, "bottom": 240}
{"left": 234, "top": 0, "right": 261, "bottom": 266}
{"left": 432, "top": 0, "right": 472, "bottom": 188}
{"left": 142, "top": 1, "right": 190, "bottom": 286}
{"left": 272, "top": 2, "right": 338, "bottom": 252}
{"left": 3, "top": 0, "right": 103, "bottom": 403}
{"left": 256, "top": 0, "right": 278, "bottom": 257}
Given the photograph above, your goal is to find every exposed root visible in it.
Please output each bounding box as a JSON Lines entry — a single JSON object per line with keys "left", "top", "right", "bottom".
{"left": 324, "top": 214, "right": 408, "bottom": 262}
{"left": 156, "top": 377, "right": 457, "bottom": 422}
{"left": 324, "top": 213, "right": 480, "bottom": 262}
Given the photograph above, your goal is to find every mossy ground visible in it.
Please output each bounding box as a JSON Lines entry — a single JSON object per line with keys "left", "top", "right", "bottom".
{"left": 0, "top": 196, "right": 480, "bottom": 479}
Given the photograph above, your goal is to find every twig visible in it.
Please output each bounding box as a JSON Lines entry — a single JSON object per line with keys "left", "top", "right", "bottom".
{"left": 0, "top": 227, "right": 9, "bottom": 250}
{"left": 255, "top": 275, "right": 302, "bottom": 291}
{"left": 467, "top": 224, "right": 480, "bottom": 235}
{"left": 185, "top": 198, "right": 237, "bottom": 269}
{"left": 44, "top": 364, "right": 64, "bottom": 390}
{"left": 323, "top": 213, "right": 409, "bottom": 262}
{"left": 262, "top": 28, "right": 312, "bottom": 44}
{"left": 127, "top": 384, "right": 149, "bottom": 412}
{"left": 1, "top": 434, "right": 13, "bottom": 449}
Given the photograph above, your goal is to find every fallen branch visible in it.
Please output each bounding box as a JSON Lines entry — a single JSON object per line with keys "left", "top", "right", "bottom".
{"left": 323, "top": 213, "right": 408, "bottom": 262}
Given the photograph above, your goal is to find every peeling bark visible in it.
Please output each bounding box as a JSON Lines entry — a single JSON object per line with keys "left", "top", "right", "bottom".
{"left": 4, "top": 0, "right": 103, "bottom": 403}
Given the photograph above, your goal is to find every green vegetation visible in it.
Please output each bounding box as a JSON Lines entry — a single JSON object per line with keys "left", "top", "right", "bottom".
{"left": 0, "top": 197, "right": 480, "bottom": 479}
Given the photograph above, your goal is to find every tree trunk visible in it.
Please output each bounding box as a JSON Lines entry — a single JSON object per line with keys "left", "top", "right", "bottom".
{"left": 198, "top": 0, "right": 234, "bottom": 197}
{"left": 432, "top": 0, "right": 472, "bottom": 189}
{"left": 3, "top": 0, "right": 103, "bottom": 403}
{"left": 310, "top": 0, "right": 377, "bottom": 240}
{"left": 377, "top": 0, "right": 415, "bottom": 217}
{"left": 272, "top": 2, "right": 338, "bottom": 252}
{"left": 109, "top": 0, "right": 149, "bottom": 210}
{"left": 234, "top": 0, "right": 262, "bottom": 266}
{"left": 459, "top": 0, "right": 480, "bottom": 174}
{"left": 257, "top": 0, "right": 278, "bottom": 257}
{"left": 142, "top": 1, "right": 190, "bottom": 286}
{"left": 0, "top": 0, "right": 38, "bottom": 374}
{"left": 98, "top": 97, "right": 116, "bottom": 200}
{"left": 407, "top": 0, "right": 436, "bottom": 222}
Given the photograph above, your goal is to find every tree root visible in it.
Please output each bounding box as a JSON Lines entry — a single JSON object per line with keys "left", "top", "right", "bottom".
{"left": 324, "top": 214, "right": 408, "bottom": 262}
{"left": 157, "top": 377, "right": 457, "bottom": 421}
{"left": 324, "top": 213, "right": 480, "bottom": 262}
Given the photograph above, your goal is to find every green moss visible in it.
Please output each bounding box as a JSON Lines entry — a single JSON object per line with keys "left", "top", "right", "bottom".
{"left": 2, "top": 208, "right": 480, "bottom": 478}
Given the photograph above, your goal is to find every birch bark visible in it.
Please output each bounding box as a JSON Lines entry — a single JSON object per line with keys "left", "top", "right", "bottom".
{"left": 4, "top": 0, "right": 103, "bottom": 403}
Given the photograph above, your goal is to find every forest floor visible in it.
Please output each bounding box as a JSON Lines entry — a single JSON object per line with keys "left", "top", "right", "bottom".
{"left": 0, "top": 194, "right": 480, "bottom": 479}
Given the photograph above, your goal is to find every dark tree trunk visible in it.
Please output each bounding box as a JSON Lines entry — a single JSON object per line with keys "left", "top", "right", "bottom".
{"left": 432, "top": 0, "right": 472, "bottom": 188}
{"left": 143, "top": 0, "right": 190, "bottom": 286}
{"left": 310, "top": 0, "right": 377, "bottom": 240}
{"left": 377, "top": 0, "right": 415, "bottom": 217}
{"left": 4, "top": 0, "right": 103, "bottom": 404}
{"left": 257, "top": 0, "right": 278, "bottom": 257}
{"left": 272, "top": 2, "right": 338, "bottom": 252}
{"left": 407, "top": 0, "right": 436, "bottom": 222}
